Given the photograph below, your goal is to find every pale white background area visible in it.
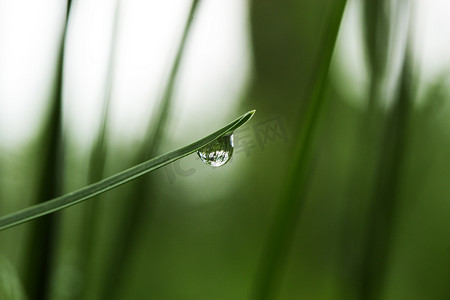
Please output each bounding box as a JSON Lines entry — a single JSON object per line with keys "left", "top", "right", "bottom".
{"left": 0, "top": 0, "right": 449, "bottom": 149}
{"left": 0, "top": 0, "right": 251, "bottom": 151}
{"left": 334, "top": 0, "right": 450, "bottom": 109}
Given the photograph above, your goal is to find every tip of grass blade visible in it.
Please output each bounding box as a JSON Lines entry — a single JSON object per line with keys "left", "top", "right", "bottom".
{"left": 247, "top": 109, "right": 256, "bottom": 118}
{"left": 224, "top": 109, "right": 256, "bottom": 135}
{"left": 237, "top": 109, "right": 256, "bottom": 127}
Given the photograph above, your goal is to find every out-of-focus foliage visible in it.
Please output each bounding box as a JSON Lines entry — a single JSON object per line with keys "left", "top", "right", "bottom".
{"left": 0, "top": 0, "right": 449, "bottom": 300}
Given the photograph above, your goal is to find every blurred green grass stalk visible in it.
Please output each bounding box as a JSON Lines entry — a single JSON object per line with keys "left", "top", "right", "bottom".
{"left": 252, "top": 1, "right": 347, "bottom": 299}
{"left": 23, "top": 1, "right": 72, "bottom": 299}
{"left": 76, "top": 1, "right": 121, "bottom": 299}
{"left": 335, "top": 1, "right": 415, "bottom": 299}
{"left": 336, "top": 1, "right": 393, "bottom": 299}
{"left": 358, "top": 5, "right": 415, "bottom": 299}
{"left": 99, "top": 1, "right": 201, "bottom": 299}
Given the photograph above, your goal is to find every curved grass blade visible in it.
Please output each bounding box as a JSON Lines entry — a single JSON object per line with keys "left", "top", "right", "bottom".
{"left": 0, "top": 110, "right": 255, "bottom": 231}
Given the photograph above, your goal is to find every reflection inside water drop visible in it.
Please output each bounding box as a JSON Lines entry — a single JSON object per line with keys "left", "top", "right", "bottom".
{"left": 197, "top": 134, "right": 234, "bottom": 167}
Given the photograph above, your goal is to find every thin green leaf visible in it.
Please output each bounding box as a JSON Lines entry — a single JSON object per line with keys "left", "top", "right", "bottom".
{"left": 0, "top": 110, "right": 255, "bottom": 231}
{"left": 99, "top": 1, "right": 201, "bottom": 299}
{"left": 77, "top": 2, "right": 122, "bottom": 299}
{"left": 252, "top": 1, "right": 347, "bottom": 299}
{"left": 23, "top": 1, "right": 73, "bottom": 298}
{"left": 357, "top": 13, "right": 414, "bottom": 299}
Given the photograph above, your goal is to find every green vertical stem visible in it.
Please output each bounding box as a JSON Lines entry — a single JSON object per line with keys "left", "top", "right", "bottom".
{"left": 336, "top": 1, "right": 391, "bottom": 298}
{"left": 23, "top": 1, "right": 72, "bottom": 300}
{"left": 357, "top": 12, "right": 414, "bottom": 300}
{"left": 251, "top": 1, "right": 347, "bottom": 299}
{"left": 362, "top": 0, "right": 390, "bottom": 110}
{"left": 76, "top": 1, "right": 121, "bottom": 299}
{"left": 100, "top": 1, "right": 201, "bottom": 299}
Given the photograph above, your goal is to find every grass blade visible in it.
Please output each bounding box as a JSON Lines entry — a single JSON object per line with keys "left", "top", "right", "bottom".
{"left": 0, "top": 110, "right": 255, "bottom": 231}
{"left": 23, "top": 1, "right": 72, "bottom": 298}
{"left": 99, "top": 1, "right": 201, "bottom": 299}
{"left": 76, "top": 1, "right": 122, "bottom": 298}
{"left": 336, "top": 1, "right": 392, "bottom": 298}
{"left": 252, "top": 1, "right": 347, "bottom": 299}
{"left": 357, "top": 13, "right": 414, "bottom": 299}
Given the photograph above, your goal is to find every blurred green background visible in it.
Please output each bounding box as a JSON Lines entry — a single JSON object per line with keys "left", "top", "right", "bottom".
{"left": 1, "top": 0, "right": 450, "bottom": 299}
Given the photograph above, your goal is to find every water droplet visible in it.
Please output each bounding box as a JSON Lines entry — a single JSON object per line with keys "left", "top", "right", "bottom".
{"left": 197, "top": 134, "right": 234, "bottom": 167}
